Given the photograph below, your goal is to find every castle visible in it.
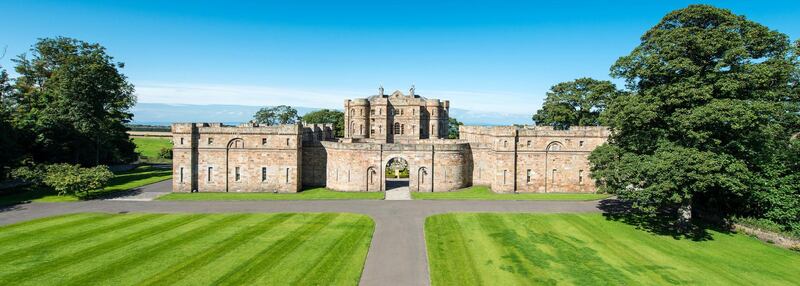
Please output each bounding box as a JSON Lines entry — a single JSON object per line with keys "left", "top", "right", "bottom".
{"left": 171, "top": 87, "right": 609, "bottom": 193}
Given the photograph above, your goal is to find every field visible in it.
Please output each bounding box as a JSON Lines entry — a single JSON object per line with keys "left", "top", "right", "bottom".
{"left": 412, "top": 186, "right": 609, "bottom": 201}
{"left": 0, "top": 166, "right": 172, "bottom": 204}
{"left": 0, "top": 213, "right": 374, "bottom": 285}
{"left": 132, "top": 137, "right": 172, "bottom": 164}
{"left": 425, "top": 213, "right": 800, "bottom": 285}
{"left": 158, "top": 187, "right": 384, "bottom": 201}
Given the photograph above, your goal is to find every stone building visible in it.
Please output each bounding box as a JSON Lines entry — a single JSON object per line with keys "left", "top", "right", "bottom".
{"left": 172, "top": 87, "right": 610, "bottom": 193}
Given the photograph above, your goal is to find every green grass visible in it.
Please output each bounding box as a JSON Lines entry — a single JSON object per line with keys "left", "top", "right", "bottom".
{"left": 132, "top": 137, "right": 172, "bottom": 164}
{"left": 0, "top": 212, "right": 374, "bottom": 285}
{"left": 0, "top": 166, "right": 172, "bottom": 204}
{"left": 425, "top": 213, "right": 800, "bottom": 286}
{"left": 412, "top": 186, "right": 610, "bottom": 201}
{"left": 158, "top": 187, "right": 384, "bottom": 201}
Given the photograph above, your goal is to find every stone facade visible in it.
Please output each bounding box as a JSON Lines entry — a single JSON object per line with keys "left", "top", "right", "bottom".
{"left": 172, "top": 88, "right": 609, "bottom": 193}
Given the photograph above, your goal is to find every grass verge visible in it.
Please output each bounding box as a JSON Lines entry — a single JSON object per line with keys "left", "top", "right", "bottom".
{"left": 133, "top": 137, "right": 172, "bottom": 164}
{"left": 412, "top": 186, "right": 609, "bottom": 201}
{"left": 158, "top": 187, "right": 384, "bottom": 201}
{"left": 425, "top": 213, "right": 800, "bottom": 285}
{"left": 0, "top": 165, "right": 172, "bottom": 204}
{"left": 0, "top": 212, "right": 374, "bottom": 285}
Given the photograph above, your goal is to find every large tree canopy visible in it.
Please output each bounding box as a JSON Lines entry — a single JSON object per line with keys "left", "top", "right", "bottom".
{"left": 11, "top": 37, "right": 137, "bottom": 166}
{"left": 589, "top": 5, "right": 800, "bottom": 231}
{"left": 532, "top": 78, "right": 618, "bottom": 129}
{"left": 253, "top": 105, "right": 298, "bottom": 126}
{"left": 301, "top": 109, "right": 344, "bottom": 137}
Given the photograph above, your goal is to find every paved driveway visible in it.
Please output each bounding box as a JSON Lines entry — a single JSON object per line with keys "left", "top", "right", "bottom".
{"left": 0, "top": 183, "right": 604, "bottom": 286}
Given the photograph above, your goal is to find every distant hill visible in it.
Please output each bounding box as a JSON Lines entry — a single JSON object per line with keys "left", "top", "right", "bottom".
{"left": 131, "top": 103, "right": 532, "bottom": 126}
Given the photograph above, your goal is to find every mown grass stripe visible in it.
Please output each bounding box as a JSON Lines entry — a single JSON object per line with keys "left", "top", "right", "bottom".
{"left": 0, "top": 213, "right": 164, "bottom": 264}
{"left": 474, "top": 213, "right": 534, "bottom": 286}
{"left": 0, "top": 214, "right": 205, "bottom": 284}
{"left": 0, "top": 214, "right": 112, "bottom": 245}
{"left": 62, "top": 214, "right": 251, "bottom": 286}
{"left": 214, "top": 213, "right": 338, "bottom": 286}
{"left": 138, "top": 213, "right": 297, "bottom": 286}
{"left": 293, "top": 216, "right": 374, "bottom": 285}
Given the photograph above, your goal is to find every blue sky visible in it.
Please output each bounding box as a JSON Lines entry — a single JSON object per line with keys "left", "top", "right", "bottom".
{"left": 2, "top": 1, "right": 799, "bottom": 117}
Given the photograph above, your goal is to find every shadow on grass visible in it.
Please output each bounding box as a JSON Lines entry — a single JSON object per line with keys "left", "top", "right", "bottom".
{"left": 598, "top": 198, "right": 732, "bottom": 241}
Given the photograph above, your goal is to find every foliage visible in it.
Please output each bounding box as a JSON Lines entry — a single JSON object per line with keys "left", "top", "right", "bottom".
{"left": 157, "top": 147, "right": 173, "bottom": 159}
{"left": 40, "top": 164, "right": 113, "bottom": 197}
{"left": 425, "top": 213, "right": 800, "bottom": 285}
{"left": 10, "top": 163, "right": 47, "bottom": 186}
{"left": 10, "top": 37, "right": 137, "bottom": 166}
{"left": 447, "top": 117, "right": 463, "bottom": 139}
{"left": 253, "top": 105, "right": 298, "bottom": 126}
{"left": 0, "top": 68, "right": 22, "bottom": 179}
{"left": 0, "top": 213, "right": 374, "bottom": 285}
{"left": 532, "top": 78, "right": 618, "bottom": 129}
{"left": 735, "top": 216, "right": 800, "bottom": 240}
{"left": 589, "top": 5, "right": 800, "bottom": 232}
{"left": 301, "top": 109, "right": 344, "bottom": 137}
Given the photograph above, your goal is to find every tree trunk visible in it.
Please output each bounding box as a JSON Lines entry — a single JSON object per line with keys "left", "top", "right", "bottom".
{"left": 677, "top": 198, "right": 693, "bottom": 232}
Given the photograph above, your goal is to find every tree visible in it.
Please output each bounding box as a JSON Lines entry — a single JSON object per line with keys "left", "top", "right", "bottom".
{"left": 0, "top": 65, "right": 22, "bottom": 179}
{"left": 301, "top": 109, "right": 344, "bottom": 137}
{"left": 41, "top": 164, "right": 113, "bottom": 197}
{"left": 253, "top": 105, "right": 298, "bottom": 126}
{"left": 448, "top": 117, "right": 463, "bottom": 139}
{"left": 532, "top": 78, "right": 617, "bottom": 129}
{"left": 590, "top": 5, "right": 800, "bottom": 232}
{"left": 12, "top": 37, "right": 137, "bottom": 166}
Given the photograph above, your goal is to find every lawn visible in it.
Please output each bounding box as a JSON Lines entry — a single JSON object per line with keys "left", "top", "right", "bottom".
{"left": 0, "top": 212, "right": 374, "bottom": 285}
{"left": 158, "top": 187, "right": 384, "bottom": 201}
{"left": 412, "top": 186, "right": 610, "bottom": 201}
{"left": 425, "top": 213, "right": 800, "bottom": 285}
{"left": 132, "top": 137, "right": 172, "bottom": 164}
{"left": 0, "top": 165, "right": 172, "bottom": 204}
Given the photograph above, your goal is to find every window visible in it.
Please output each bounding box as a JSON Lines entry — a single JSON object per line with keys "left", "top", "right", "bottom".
{"left": 412, "top": 109, "right": 416, "bottom": 115}
{"left": 394, "top": 123, "right": 401, "bottom": 135}
{"left": 579, "top": 170, "right": 584, "bottom": 184}
{"left": 350, "top": 108, "right": 354, "bottom": 115}
{"left": 412, "top": 125, "right": 416, "bottom": 134}
{"left": 371, "top": 109, "right": 375, "bottom": 115}
{"left": 208, "top": 167, "right": 213, "bottom": 182}
{"left": 579, "top": 141, "right": 584, "bottom": 148}
{"left": 208, "top": 137, "right": 214, "bottom": 145}
{"left": 347, "top": 170, "right": 351, "bottom": 182}
{"left": 379, "top": 125, "right": 383, "bottom": 134}
{"left": 526, "top": 169, "right": 532, "bottom": 183}
{"left": 526, "top": 140, "right": 531, "bottom": 147}
{"left": 359, "top": 109, "right": 363, "bottom": 116}
{"left": 401, "top": 124, "right": 405, "bottom": 135}
{"left": 285, "top": 168, "right": 289, "bottom": 184}
{"left": 235, "top": 167, "right": 241, "bottom": 181}
{"left": 286, "top": 138, "right": 290, "bottom": 146}
{"left": 551, "top": 169, "right": 556, "bottom": 184}
{"left": 503, "top": 140, "right": 507, "bottom": 147}
{"left": 371, "top": 129, "right": 376, "bottom": 135}
{"left": 360, "top": 124, "right": 364, "bottom": 135}
{"left": 262, "top": 167, "right": 267, "bottom": 182}
{"left": 180, "top": 137, "right": 184, "bottom": 145}
{"left": 180, "top": 167, "right": 184, "bottom": 183}
{"left": 503, "top": 170, "right": 507, "bottom": 185}
{"left": 262, "top": 138, "right": 267, "bottom": 145}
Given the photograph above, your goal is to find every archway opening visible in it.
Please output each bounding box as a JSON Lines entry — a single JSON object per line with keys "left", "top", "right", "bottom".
{"left": 385, "top": 157, "right": 409, "bottom": 190}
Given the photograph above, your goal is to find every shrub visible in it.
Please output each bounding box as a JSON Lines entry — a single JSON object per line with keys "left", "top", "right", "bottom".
{"left": 11, "top": 164, "right": 47, "bottom": 186}
{"left": 157, "top": 147, "right": 173, "bottom": 159}
{"left": 41, "top": 164, "right": 114, "bottom": 197}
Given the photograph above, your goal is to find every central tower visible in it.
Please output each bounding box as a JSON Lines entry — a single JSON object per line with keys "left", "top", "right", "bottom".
{"left": 343, "top": 86, "right": 450, "bottom": 143}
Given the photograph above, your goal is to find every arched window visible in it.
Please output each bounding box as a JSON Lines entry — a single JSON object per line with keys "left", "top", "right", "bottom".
{"left": 350, "top": 109, "right": 355, "bottom": 116}
{"left": 547, "top": 141, "right": 564, "bottom": 151}
{"left": 359, "top": 124, "right": 364, "bottom": 135}
{"left": 394, "top": 122, "right": 401, "bottom": 135}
